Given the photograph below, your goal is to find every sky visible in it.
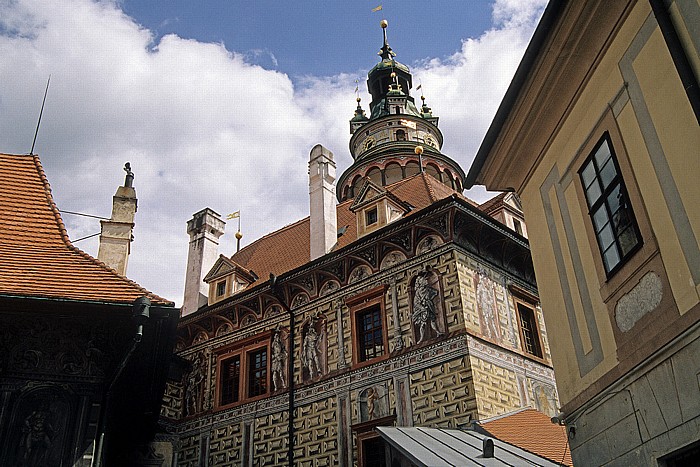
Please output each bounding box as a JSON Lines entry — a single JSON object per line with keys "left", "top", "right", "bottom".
{"left": 0, "top": 0, "right": 547, "bottom": 307}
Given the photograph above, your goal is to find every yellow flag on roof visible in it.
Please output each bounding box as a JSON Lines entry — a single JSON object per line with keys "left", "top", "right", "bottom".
{"left": 372, "top": 5, "right": 383, "bottom": 12}
{"left": 227, "top": 211, "right": 240, "bottom": 220}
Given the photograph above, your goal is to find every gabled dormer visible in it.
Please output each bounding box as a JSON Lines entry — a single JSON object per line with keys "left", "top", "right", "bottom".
{"left": 204, "top": 255, "right": 258, "bottom": 305}
{"left": 350, "top": 178, "right": 410, "bottom": 238}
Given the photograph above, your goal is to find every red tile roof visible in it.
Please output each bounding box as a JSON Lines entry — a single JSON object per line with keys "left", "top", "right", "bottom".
{"left": 0, "top": 153, "right": 171, "bottom": 305}
{"left": 230, "top": 173, "right": 471, "bottom": 285}
{"left": 480, "top": 409, "right": 573, "bottom": 466}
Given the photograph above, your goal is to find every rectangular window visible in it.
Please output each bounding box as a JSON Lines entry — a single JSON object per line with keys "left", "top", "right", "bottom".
{"left": 357, "top": 305, "right": 385, "bottom": 362}
{"left": 217, "top": 342, "right": 269, "bottom": 408}
{"left": 579, "top": 133, "right": 642, "bottom": 275}
{"left": 361, "top": 437, "right": 387, "bottom": 467}
{"left": 366, "top": 208, "right": 378, "bottom": 226}
{"left": 220, "top": 355, "right": 240, "bottom": 406}
{"left": 216, "top": 280, "right": 226, "bottom": 297}
{"left": 247, "top": 348, "right": 268, "bottom": 397}
{"left": 516, "top": 303, "right": 543, "bottom": 358}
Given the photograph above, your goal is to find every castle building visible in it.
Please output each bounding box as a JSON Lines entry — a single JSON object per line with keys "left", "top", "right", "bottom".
{"left": 467, "top": 0, "right": 700, "bottom": 465}
{"left": 166, "top": 22, "right": 559, "bottom": 466}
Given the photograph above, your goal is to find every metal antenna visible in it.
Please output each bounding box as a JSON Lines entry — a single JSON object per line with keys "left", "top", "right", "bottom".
{"left": 30, "top": 75, "right": 51, "bottom": 155}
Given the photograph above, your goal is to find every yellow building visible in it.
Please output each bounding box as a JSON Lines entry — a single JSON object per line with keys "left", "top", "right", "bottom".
{"left": 164, "top": 22, "right": 561, "bottom": 466}
{"left": 467, "top": 0, "right": 700, "bottom": 465}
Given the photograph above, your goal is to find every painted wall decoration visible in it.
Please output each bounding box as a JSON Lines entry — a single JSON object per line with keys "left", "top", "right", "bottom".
{"left": 215, "top": 322, "right": 233, "bottom": 337}
{"left": 319, "top": 280, "right": 340, "bottom": 297}
{"left": 271, "top": 326, "right": 289, "bottom": 392}
{"left": 359, "top": 384, "right": 388, "bottom": 421}
{"left": 416, "top": 234, "right": 442, "bottom": 255}
{"left": 301, "top": 312, "right": 327, "bottom": 382}
{"left": 380, "top": 250, "right": 407, "bottom": 270}
{"left": 532, "top": 381, "right": 558, "bottom": 417}
{"left": 264, "top": 304, "right": 282, "bottom": 319}
{"left": 474, "top": 267, "right": 502, "bottom": 342}
{"left": 348, "top": 265, "right": 371, "bottom": 283}
{"left": 291, "top": 292, "right": 310, "bottom": 308}
{"left": 410, "top": 268, "right": 446, "bottom": 344}
{"left": 184, "top": 351, "right": 208, "bottom": 417}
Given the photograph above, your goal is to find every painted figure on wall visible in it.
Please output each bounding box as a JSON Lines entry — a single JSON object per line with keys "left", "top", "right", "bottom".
{"left": 359, "top": 385, "right": 387, "bottom": 421}
{"left": 411, "top": 269, "right": 445, "bottom": 344}
{"left": 185, "top": 352, "right": 206, "bottom": 416}
{"left": 301, "top": 313, "right": 326, "bottom": 381}
{"left": 271, "top": 328, "right": 288, "bottom": 392}
{"left": 19, "top": 408, "right": 53, "bottom": 466}
{"left": 475, "top": 267, "right": 502, "bottom": 341}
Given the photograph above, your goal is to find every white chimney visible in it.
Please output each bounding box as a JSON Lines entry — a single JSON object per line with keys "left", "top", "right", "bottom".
{"left": 97, "top": 163, "right": 137, "bottom": 276}
{"left": 309, "top": 144, "right": 337, "bottom": 261}
{"left": 182, "top": 208, "right": 225, "bottom": 316}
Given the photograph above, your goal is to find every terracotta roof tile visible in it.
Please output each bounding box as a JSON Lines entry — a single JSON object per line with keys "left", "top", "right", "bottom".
{"left": 230, "top": 173, "right": 464, "bottom": 286}
{"left": 0, "top": 153, "right": 171, "bottom": 305}
{"left": 480, "top": 409, "right": 572, "bottom": 466}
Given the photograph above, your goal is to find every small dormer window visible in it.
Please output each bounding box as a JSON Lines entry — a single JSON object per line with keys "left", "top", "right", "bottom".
{"left": 216, "top": 280, "right": 226, "bottom": 297}
{"left": 395, "top": 106, "right": 401, "bottom": 114}
{"left": 366, "top": 208, "right": 378, "bottom": 226}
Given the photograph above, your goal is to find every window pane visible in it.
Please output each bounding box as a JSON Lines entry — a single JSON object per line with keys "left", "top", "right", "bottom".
{"left": 358, "top": 306, "right": 384, "bottom": 362}
{"left": 603, "top": 244, "right": 620, "bottom": 271}
{"left": 585, "top": 180, "right": 602, "bottom": 205}
{"left": 618, "top": 225, "right": 639, "bottom": 256}
{"left": 581, "top": 161, "right": 596, "bottom": 188}
{"left": 248, "top": 348, "right": 267, "bottom": 397}
{"left": 599, "top": 159, "right": 617, "bottom": 190}
{"left": 592, "top": 206, "right": 610, "bottom": 232}
{"left": 598, "top": 224, "right": 615, "bottom": 251}
{"left": 594, "top": 140, "right": 611, "bottom": 167}
{"left": 221, "top": 355, "right": 240, "bottom": 405}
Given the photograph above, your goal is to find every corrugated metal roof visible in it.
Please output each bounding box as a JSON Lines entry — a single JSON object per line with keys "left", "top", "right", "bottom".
{"left": 377, "top": 426, "right": 563, "bottom": 467}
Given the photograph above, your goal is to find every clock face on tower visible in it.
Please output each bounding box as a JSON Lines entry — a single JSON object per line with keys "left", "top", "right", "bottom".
{"left": 363, "top": 137, "right": 376, "bottom": 151}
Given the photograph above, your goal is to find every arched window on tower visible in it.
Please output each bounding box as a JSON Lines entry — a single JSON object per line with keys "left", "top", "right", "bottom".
{"left": 405, "top": 161, "right": 420, "bottom": 177}
{"left": 367, "top": 167, "right": 382, "bottom": 186}
{"left": 395, "top": 129, "right": 406, "bottom": 141}
{"left": 426, "top": 164, "right": 440, "bottom": 181}
{"left": 384, "top": 163, "right": 402, "bottom": 185}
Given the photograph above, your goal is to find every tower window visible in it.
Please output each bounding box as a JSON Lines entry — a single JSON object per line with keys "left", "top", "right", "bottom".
{"left": 395, "top": 129, "right": 406, "bottom": 141}
{"left": 395, "top": 106, "right": 401, "bottom": 114}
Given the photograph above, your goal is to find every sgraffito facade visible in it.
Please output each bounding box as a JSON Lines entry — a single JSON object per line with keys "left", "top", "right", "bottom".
{"left": 163, "top": 21, "right": 559, "bottom": 466}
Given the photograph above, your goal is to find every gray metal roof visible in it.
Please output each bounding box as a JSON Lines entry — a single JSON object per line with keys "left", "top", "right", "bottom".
{"left": 376, "top": 426, "right": 563, "bottom": 467}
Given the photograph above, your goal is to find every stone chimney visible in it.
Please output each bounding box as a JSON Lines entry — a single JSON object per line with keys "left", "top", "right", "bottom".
{"left": 309, "top": 144, "right": 337, "bottom": 261}
{"left": 182, "top": 208, "right": 225, "bottom": 316}
{"left": 97, "top": 162, "right": 137, "bottom": 276}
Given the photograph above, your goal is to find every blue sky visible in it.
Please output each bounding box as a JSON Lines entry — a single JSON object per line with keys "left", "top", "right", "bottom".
{"left": 0, "top": 0, "right": 546, "bottom": 305}
{"left": 121, "top": 1, "right": 494, "bottom": 79}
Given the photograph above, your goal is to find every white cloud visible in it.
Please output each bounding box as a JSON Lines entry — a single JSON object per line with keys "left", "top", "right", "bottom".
{"left": 0, "top": 0, "right": 545, "bottom": 306}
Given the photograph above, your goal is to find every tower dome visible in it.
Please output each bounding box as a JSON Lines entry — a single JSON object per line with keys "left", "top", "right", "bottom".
{"left": 337, "top": 20, "right": 466, "bottom": 202}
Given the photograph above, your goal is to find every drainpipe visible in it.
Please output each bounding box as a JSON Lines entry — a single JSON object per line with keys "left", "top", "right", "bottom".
{"left": 270, "top": 274, "right": 295, "bottom": 467}
{"left": 93, "top": 296, "right": 151, "bottom": 467}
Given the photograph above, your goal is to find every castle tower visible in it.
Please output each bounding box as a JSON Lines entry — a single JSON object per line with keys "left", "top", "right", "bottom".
{"left": 337, "top": 20, "right": 466, "bottom": 201}
{"left": 97, "top": 163, "right": 137, "bottom": 276}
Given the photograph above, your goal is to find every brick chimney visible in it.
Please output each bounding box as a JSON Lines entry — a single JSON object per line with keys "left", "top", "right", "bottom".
{"left": 97, "top": 162, "right": 137, "bottom": 276}
{"left": 309, "top": 144, "right": 337, "bottom": 261}
{"left": 182, "top": 208, "right": 225, "bottom": 316}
